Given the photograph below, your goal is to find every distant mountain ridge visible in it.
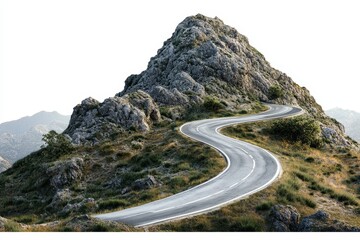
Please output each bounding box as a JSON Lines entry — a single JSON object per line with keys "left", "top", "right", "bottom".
{"left": 0, "top": 111, "right": 70, "bottom": 163}
{"left": 0, "top": 155, "right": 11, "bottom": 173}
{"left": 326, "top": 108, "right": 360, "bottom": 142}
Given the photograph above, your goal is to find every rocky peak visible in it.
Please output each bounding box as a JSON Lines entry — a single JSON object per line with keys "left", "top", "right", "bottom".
{"left": 118, "top": 14, "right": 320, "bottom": 115}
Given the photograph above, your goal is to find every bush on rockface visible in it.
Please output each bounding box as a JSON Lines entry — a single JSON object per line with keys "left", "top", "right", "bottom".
{"left": 268, "top": 85, "right": 284, "bottom": 100}
{"left": 268, "top": 116, "right": 323, "bottom": 148}
{"left": 203, "top": 96, "right": 225, "bottom": 112}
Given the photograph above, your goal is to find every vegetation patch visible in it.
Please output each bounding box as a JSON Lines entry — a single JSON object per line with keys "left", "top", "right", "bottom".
{"left": 267, "top": 116, "right": 323, "bottom": 148}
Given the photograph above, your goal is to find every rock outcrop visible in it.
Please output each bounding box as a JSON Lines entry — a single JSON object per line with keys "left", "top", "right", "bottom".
{"left": 46, "top": 157, "right": 84, "bottom": 189}
{"left": 298, "top": 210, "right": 360, "bottom": 232}
{"left": 269, "top": 206, "right": 360, "bottom": 232}
{"left": 61, "top": 198, "right": 97, "bottom": 215}
{"left": 0, "top": 156, "right": 11, "bottom": 173}
{"left": 64, "top": 90, "right": 161, "bottom": 144}
{"left": 133, "top": 175, "right": 159, "bottom": 190}
{"left": 268, "top": 204, "right": 300, "bottom": 231}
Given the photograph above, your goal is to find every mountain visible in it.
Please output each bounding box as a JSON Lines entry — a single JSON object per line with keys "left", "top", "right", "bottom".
{"left": 0, "top": 111, "right": 70, "bottom": 163}
{"left": 0, "top": 14, "right": 359, "bottom": 232}
{"left": 65, "top": 14, "right": 348, "bottom": 149}
{"left": 326, "top": 108, "right": 360, "bottom": 142}
{"left": 0, "top": 156, "right": 11, "bottom": 173}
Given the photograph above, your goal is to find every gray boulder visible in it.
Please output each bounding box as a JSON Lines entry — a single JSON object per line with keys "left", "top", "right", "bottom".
{"left": 46, "top": 157, "right": 84, "bottom": 189}
{"left": 61, "top": 198, "right": 97, "bottom": 215}
{"left": 298, "top": 210, "right": 360, "bottom": 232}
{"left": 133, "top": 175, "right": 159, "bottom": 190}
{"left": 48, "top": 188, "right": 72, "bottom": 208}
{"left": 269, "top": 204, "right": 300, "bottom": 231}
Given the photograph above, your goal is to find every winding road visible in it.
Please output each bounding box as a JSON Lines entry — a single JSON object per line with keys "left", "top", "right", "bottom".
{"left": 95, "top": 104, "right": 303, "bottom": 227}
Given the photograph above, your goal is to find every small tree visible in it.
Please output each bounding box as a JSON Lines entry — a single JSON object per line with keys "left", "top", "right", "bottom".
{"left": 42, "top": 130, "right": 73, "bottom": 157}
{"left": 268, "top": 85, "right": 284, "bottom": 100}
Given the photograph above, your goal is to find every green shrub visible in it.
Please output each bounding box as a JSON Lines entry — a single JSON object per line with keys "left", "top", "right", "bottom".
{"left": 268, "top": 116, "right": 323, "bottom": 148}
{"left": 239, "top": 110, "right": 248, "bottom": 114}
{"left": 305, "top": 157, "right": 315, "bottom": 163}
{"left": 302, "top": 198, "right": 317, "bottom": 208}
{"left": 330, "top": 192, "right": 358, "bottom": 206}
{"left": 277, "top": 184, "right": 296, "bottom": 202}
{"left": 4, "top": 220, "right": 22, "bottom": 232}
{"left": 256, "top": 201, "right": 273, "bottom": 211}
{"left": 268, "top": 85, "right": 284, "bottom": 100}
{"left": 203, "top": 96, "right": 224, "bottom": 112}
{"left": 89, "top": 223, "right": 111, "bottom": 232}
{"left": 169, "top": 176, "right": 188, "bottom": 189}
{"left": 354, "top": 208, "right": 360, "bottom": 215}
{"left": 98, "top": 199, "right": 129, "bottom": 210}
{"left": 99, "top": 144, "right": 116, "bottom": 156}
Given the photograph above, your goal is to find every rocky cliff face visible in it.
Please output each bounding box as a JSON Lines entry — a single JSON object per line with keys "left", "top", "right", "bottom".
{"left": 0, "top": 156, "right": 11, "bottom": 173}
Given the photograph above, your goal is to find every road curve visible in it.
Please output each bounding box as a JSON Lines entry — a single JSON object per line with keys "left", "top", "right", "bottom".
{"left": 95, "top": 104, "right": 303, "bottom": 227}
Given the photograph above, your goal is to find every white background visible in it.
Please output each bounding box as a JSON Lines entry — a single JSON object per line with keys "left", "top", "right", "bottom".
{"left": 1, "top": 0, "right": 360, "bottom": 123}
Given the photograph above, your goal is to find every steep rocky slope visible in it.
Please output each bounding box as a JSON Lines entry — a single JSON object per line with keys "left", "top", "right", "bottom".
{"left": 0, "top": 111, "right": 70, "bottom": 162}
{"left": 326, "top": 108, "right": 360, "bottom": 142}
{"left": 0, "top": 156, "right": 11, "bottom": 173}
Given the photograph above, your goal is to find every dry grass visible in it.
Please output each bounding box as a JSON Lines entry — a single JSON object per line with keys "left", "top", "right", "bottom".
{"left": 152, "top": 120, "right": 360, "bottom": 231}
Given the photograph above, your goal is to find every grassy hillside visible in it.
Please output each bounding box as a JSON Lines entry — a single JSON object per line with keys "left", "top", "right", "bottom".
{"left": 0, "top": 102, "right": 265, "bottom": 227}
{"left": 151, "top": 119, "right": 360, "bottom": 231}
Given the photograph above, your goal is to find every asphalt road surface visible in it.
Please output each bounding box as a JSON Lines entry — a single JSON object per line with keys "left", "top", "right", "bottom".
{"left": 95, "top": 104, "right": 303, "bottom": 227}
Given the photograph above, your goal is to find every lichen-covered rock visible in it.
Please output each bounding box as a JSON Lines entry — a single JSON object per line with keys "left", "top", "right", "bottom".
{"left": 61, "top": 198, "right": 97, "bottom": 215}
{"left": 64, "top": 91, "right": 161, "bottom": 144}
{"left": 269, "top": 204, "right": 300, "bottom": 232}
{"left": 133, "top": 175, "right": 159, "bottom": 190}
{"left": 298, "top": 210, "right": 360, "bottom": 232}
{"left": 46, "top": 157, "right": 84, "bottom": 189}
{"left": 321, "top": 125, "right": 350, "bottom": 146}
{"left": 48, "top": 188, "right": 73, "bottom": 208}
